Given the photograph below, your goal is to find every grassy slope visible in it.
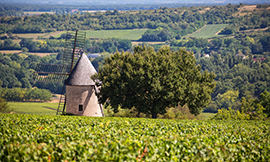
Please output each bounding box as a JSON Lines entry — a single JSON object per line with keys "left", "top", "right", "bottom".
{"left": 8, "top": 102, "right": 58, "bottom": 115}
{"left": 187, "top": 24, "right": 228, "bottom": 38}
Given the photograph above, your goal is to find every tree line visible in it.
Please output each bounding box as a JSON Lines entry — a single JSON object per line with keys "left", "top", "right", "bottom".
{"left": 212, "top": 90, "right": 270, "bottom": 120}
{"left": 0, "top": 36, "right": 132, "bottom": 54}
{"left": 0, "top": 52, "right": 63, "bottom": 93}
{"left": 0, "top": 87, "right": 51, "bottom": 102}
{"left": 0, "top": 3, "right": 215, "bottom": 17}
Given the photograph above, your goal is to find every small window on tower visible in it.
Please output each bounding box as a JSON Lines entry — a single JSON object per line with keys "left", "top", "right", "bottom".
{"left": 79, "top": 105, "right": 83, "bottom": 111}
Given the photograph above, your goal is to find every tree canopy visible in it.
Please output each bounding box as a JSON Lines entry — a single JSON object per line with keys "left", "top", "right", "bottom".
{"left": 93, "top": 46, "right": 216, "bottom": 118}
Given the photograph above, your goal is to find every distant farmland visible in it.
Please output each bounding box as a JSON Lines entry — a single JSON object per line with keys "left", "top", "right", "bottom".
{"left": 16, "top": 29, "right": 147, "bottom": 41}
{"left": 188, "top": 24, "right": 228, "bottom": 38}
{"left": 85, "top": 29, "right": 148, "bottom": 40}
{"left": 23, "top": 11, "right": 54, "bottom": 15}
{"left": 53, "top": 29, "right": 147, "bottom": 40}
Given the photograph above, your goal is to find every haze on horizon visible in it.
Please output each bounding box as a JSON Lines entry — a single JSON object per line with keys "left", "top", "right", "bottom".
{"left": 1, "top": 0, "right": 269, "bottom": 5}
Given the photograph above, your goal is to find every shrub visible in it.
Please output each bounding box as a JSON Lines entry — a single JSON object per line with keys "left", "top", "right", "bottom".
{"left": 212, "top": 106, "right": 267, "bottom": 120}
{"left": 0, "top": 97, "right": 13, "bottom": 113}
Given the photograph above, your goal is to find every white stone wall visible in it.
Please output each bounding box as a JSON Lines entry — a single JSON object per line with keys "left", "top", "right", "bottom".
{"left": 66, "top": 85, "right": 103, "bottom": 117}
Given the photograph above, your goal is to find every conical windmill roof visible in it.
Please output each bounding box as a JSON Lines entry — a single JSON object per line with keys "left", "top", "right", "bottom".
{"left": 65, "top": 53, "right": 97, "bottom": 86}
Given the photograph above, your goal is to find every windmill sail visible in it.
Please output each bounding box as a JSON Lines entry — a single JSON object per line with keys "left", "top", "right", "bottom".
{"left": 34, "top": 30, "right": 86, "bottom": 83}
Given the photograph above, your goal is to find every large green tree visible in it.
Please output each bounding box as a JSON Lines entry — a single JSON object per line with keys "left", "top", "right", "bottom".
{"left": 94, "top": 46, "right": 216, "bottom": 118}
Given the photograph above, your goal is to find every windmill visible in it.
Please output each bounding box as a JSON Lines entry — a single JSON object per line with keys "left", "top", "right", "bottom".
{"left": 34, "top": 30, "right": 104, "bottom": 117}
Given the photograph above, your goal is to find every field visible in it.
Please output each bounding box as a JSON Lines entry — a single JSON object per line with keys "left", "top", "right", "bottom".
{"left": 15, "top": 33, "right": 46, "bottom": 39}
{"left": 43, "top": 31, "right": 65, "bottom": 39}
{"left": 85, "top": 29, "right": 148, "bottom": 40}
{"left": 8, "top": 102, "right": 58, "bottom": 115}
{"left": 23, "top": 11, "right": 54, "bottom": 15}
{"left": 132, "top": 41, "right": 165, "bottom": 46}
{"left": 1, "top": 113, "right": 269, "bottom": 161}
{"left": 0, "top": 51, "right": 58, "bottom": 57}
{"left": 187, "top": 24, "right": 228, "bottom": 38}
{"left": 0, "top": 50, "right": 22, "bottom": 55}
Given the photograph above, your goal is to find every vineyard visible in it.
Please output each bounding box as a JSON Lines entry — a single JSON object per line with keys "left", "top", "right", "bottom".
{"left": 1, "top": 114, "right": 270, "bottom": 161}
{"left": 187, "top": 24, "right": 228, "bottom": 38}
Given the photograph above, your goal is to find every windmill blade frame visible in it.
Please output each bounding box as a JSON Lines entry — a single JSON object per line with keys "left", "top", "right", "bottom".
{"left": 34, "top": 30, "right": 86, "bottom": 83}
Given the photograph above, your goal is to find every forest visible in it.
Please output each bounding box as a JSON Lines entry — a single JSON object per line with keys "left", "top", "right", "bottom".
{"left": 1, "top": 3, "right": 270, "bottom": 113}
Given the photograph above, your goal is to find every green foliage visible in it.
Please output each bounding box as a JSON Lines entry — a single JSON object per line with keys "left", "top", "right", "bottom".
{"left": 85, "top": 38, "right": 132, "bottom": 53}
{"left": 0, "top": 87, "right": 52, "bottom": 102}
{"left": 160, "top": 105, "right": 212, "bottom": 120}
{"left": 213, "top": 91, "right": 270, "bottom": 120}
{"left": 201, "top": 51, "right": 270, "bottom": 110}
{"left": 240, "top": 96, "right": 255, "bottom": 113}
{"left": 258, "top": 90, "right": 270, "bottom": 117}
{"left": 0, "top": 38, "right": 21, "bottom": 50}
{"left": 140, "top": 28, "right": 174, "bottom": 41}
{"left": 213, "top": 100, "right": 268, "bottom": 120}
{"left": 217, "top": 90, "right": 239, "bottom": 108}
{"left": 1, "top": 114, "right": 270, "bottom": 161}
{"left": 0, "top": 97, "right": 13, "bottom": 113}
{"left": 212, "top": 108, "right": 250, "bottom": 120}
{"left": 171, "top": 37, "right": 209, "bottom": 48}
{"left": 104, "top": 104, "right": 213, "bottom": 120}
{"left": 94, "top": 46, "right": 216, "bottom": 118}
{"left": 19, "top": 38, "right": 65, "bottom": 53}
{"left": 251, "top": 103, "right": 267, "bottom": 120}
{"left": 0, "top": 53, "right": 65, "bottom": 93}
{"left": 104, "top": 104, "right": 146, "bottom": 118}
{"left": 219, "top": 27, "right": 235, "bottom": 35}
{"left": 91, "top": 52, "right": 111, "bottom": 70}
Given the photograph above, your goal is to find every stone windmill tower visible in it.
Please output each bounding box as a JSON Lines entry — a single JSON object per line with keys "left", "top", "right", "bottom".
{"left": 64, "top": 53, "right": 103, "bottom": 116}
{"left": 34, "top": 30, "right": 104, "bottom": 117}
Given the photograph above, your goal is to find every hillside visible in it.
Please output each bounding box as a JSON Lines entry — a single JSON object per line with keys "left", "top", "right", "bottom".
{"left": 1, "top": 3, "right": 270, "bottom": 113}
